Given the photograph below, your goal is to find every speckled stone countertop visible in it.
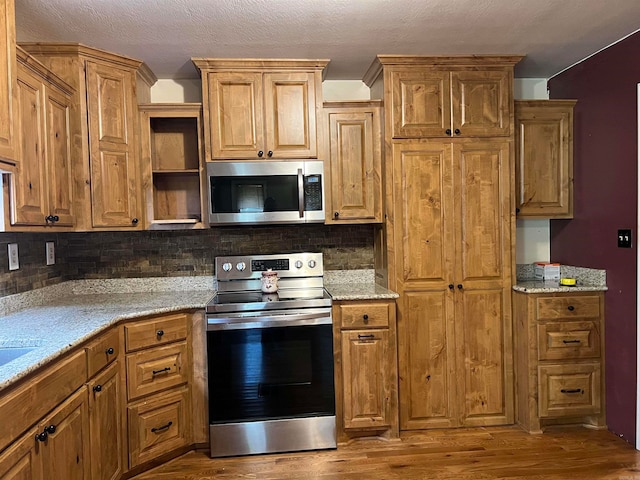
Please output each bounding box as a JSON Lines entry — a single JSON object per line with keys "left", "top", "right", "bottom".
{"left": 0, "top": 278, "right": 214, "bottom": 392}
{"left": 513, "top": 264, "right": 607, "bottom": 294}
{"left": 324, "top": 269, "right": 399, "bottom": 300}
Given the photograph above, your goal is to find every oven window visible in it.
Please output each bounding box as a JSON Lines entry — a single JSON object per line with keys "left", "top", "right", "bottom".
{"left": 207, "top": 324, "right": 335, "bottom": 423}
{"left": 210, "top": 175, "right": 299, "bottom": 214}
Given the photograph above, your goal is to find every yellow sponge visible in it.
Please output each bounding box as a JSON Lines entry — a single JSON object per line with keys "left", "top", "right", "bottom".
{"left": 559, "top": 278, "right": 576, "bottom": 286}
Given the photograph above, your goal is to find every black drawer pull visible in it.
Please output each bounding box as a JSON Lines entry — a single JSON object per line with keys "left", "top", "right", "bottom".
{"left": 105, "top": 347, "right": 115, "bottom": 355}
{"left": 562, "top": 339, "right": 581, "bottom": 344}
{"left": 151, "top": 421, "right": 173, "bottom": 433}
{"left": 152, "top": 366, "right": 171, "bottom": 375}
{"left": 35, "top": 431, "right": 48, "bottom": 442}
{"left": 93, "top": 384, "right": 103, "bottom": 393}
{"left": 567, "top": 305, "right": 575, "bottom": 311}
{"left": 357, "top": 334, "right": 375, "bottom": 340}
{"left": 156, "top": 329, "right": 165, "bottom": 337}
{"left": 561, "top": 388, "right": 584, "bottom": 394}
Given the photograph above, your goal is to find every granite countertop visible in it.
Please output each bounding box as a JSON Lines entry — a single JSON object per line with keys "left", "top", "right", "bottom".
{"left": 512, "top": 280, "right": 608, "bottom": 293}
{"left": 0, "top": 282, "right": 214, "bottom": 393}
{"left": 513, "top": 264, "right": 608, "bottom": 294}
{"left": 323, "top": 269, "right": 399, "bottom": 301}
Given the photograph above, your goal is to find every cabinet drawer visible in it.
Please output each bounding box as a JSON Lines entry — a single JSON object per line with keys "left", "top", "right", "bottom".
{"left": 536, "top": 295, "right": 600, "bottom": 320}
{"left": 126, "top": 342, "right": 188, "bottom": 401}
{"left": 127, "top": 387, "right": 189, "bottom": 468}
{"left": 339, "top": 303, "right": 389, "bottom": 328}
{"left": 86, "top": 327, "right": 120, "bottom": 378}
{"left": 537, "top": 321, "right": 600, "bottom": 361}
{"left": 125, "top": 313, "right": 188, "bottom": 352}
{"left": 538, "top": 363, "right": 601, "bottom": 418}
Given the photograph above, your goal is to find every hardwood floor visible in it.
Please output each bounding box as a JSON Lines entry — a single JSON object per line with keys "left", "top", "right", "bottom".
{"left": 131, "top": 426, "right": 640, "bottom": 479}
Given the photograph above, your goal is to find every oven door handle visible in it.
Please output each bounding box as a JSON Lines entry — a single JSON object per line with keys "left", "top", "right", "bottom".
{"left": 207, "top": 311, "right": 332, "bottom": 330}
{"left": 298, "top": 168, "right": 304, "bottom": 218}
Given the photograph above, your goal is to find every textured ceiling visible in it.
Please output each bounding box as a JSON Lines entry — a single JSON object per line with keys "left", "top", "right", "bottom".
{"left": 14, "top": 0, "right": 640, "bottom": 80}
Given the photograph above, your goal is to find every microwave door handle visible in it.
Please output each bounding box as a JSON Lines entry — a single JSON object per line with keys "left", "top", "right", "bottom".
{"left": 297, "top": 168, "right": 304, "bottom": 218}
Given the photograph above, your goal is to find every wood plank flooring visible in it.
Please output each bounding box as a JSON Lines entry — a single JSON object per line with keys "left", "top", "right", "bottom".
{"left": 131, "top": 426, "right": 640, "bottom": 479}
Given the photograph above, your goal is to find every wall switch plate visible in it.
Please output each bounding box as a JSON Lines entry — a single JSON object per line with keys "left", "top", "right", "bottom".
{"left": 618, "top": 229, "right": 632, "bottom": 248}
{"left": 8, "top": 243, "right": 18, "bottom": 271}
{"left": 46, "top": 241, "right": 55, "bottom": 265}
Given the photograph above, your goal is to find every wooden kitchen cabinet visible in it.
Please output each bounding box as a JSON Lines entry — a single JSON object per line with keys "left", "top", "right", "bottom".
{"left": 514, "top": 290, "right": 606, "bottom": 433}
{"left": 123, "top": 312, "right": 193, "bottom": 470}
{"left": 192, "top": 58, "right": 328, "bottom": 161}
{"left": 139, "top": 103, "right": 206, "bottom": 229}
{"left": 367, "top": 57, "right": 516, "bottom": 139}
{"left": 3, "top": 48, "right": 74, "bottom": 229}
{"left": 20, "top": 43, "right": 157, "bottom": 231}
{"left": 0, "top": 0, "right": 17, "bottom": 168}
{"left": 515, "top": 100, "right": 576, "bottom": 218}
{"left": 323, "top": 101, "right": 383, "bottom": 223}
{"left": 0, "top": 425, "right": 41, "bottom": 480}
{"left": 333, "top": 299, "right": 398, "bottom": 443}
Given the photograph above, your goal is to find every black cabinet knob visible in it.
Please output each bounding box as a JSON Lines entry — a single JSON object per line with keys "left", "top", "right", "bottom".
{"left": 445, "top": 129, "right": 452, "bottom": 135}
{"left": 106, "top": 347, "right": 114, "bottom": 355}
{"left": 567, "top": 305, "right": 575, "bottom": 311}
{"left": 448, "top": 284, "right": 454, "bottom": 290}
{"left": 516, "top": 208, "right": 520, "bottom": 214}
{"left": 156, "top": 329, "right": 164, "bottom": 337}
{"left": 93, "top": 384, "right": 102, "bottom": 393}
{"left": 334, "top": 212, "right": 339, "bottom": 218}
{"left": 267, "top": 150, "right": 273, "bottom": 157}
{"left": 132, "top": 218, "right": 139, "bottom": 225}
{"left": 258, "top": 150, "right": 264, "bottom": 157}
{"left": 454, "top": 129, "right": 461, "bottom": 135}
{"left": 45, "top": 425, "right": 56, "bottom": 435}
{"left": 363, "top": 314, "right": 369, "bottom": 323}
{"left": 457, "top": 284, "right": 463, "bottom": 290}
{"left": 36, "top": 431, "right": 48, "bottom": 442}
{"left": 45, "top": 215, "right": 55, "bottom": 223}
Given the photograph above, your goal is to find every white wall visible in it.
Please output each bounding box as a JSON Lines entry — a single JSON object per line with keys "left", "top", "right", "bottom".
{"left": 149, "top": 77, "right": 553, "bottom": 264}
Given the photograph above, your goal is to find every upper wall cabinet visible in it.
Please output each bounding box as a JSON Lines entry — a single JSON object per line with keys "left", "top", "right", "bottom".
{"left": 4, "top": 49, "right": 75, "bottom": 229}
{"left": 0, "top": 0, "right": 17, "bottom": 168}
{"left": 20, "top": 43, "right": 157, "bottom": 231}
{"left": 515, "top": 100, "right": 576, "bottom": 218}
{"left": 323, "top": 101, "right": 383, "bottom": 224}
{"left": 192, "top": 58, "right": 328, "bottom": 161}
{"left": 364, "top": 56, "right": 517, "bottom": 139}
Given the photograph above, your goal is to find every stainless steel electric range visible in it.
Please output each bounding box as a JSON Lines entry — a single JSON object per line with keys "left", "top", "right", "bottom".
{"left": 206, "top": 252, "right": 336, "bottom": 458}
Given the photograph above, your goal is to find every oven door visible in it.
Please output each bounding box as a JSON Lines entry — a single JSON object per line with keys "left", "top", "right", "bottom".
{"left": 207, "top": 318, "right": 335, "bottom": 424}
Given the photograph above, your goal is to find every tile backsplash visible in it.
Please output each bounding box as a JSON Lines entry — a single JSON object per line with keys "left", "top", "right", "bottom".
{"left": 0, "top": 224, "right": 375, "bottom": 297}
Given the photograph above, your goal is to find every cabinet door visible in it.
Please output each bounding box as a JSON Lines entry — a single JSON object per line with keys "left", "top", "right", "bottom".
{"left": 0, "top": 0, "right": 16, "bottom": 164}
{"left": 391, "top": 141, "right": 457, "bottom": 429}
{"left": 0, "top": 427, "right": 42, "bottom": 480}
{"left": 45, "top": 86, "right": 74, "bottom": 226}
{"left": 10, "top": 64, "right": 48, "bottom": 226}
{"left": 263, "top": 72, "right": 317, "bottom": 158}
{"left": 207, "top": 71, "right": 264, "bottom": 159}
{"left": 453, "top": 141, "right": 513, "bottom": 426}
{"left": 327, "top": 110, "right": 381, "bottom": 222}
{"left": 38, "top": 387, "right": 90, "bottom": 480}
{"left": 88, "top": 362, "right": 122, "bottom": 480}
{"left": 341, "top": 329, "right": 390, "bottom": 430}
{"left": 86, "top": 61, "right": 140, "bottom": 228}
{"left": 390, "top": 71, "right": 450, "bottom": 138}
{"left": 451, "top": 70, "right": 510, "bottom": 137}
{"left": 515, "top": 101, "right": 574, "bottom": 218}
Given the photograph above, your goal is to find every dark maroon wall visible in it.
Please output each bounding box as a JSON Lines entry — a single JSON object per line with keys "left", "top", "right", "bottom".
{"left": 548, "top": 32, "right": 640, "bottom": 445}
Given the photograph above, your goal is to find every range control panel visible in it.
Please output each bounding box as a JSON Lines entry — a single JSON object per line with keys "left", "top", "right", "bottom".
{"left": 215, "top": 252, "right": 323, "bottom": 281}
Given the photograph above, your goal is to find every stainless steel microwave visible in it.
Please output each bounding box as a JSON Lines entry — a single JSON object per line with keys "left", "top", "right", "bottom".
{"left": 206, "top": 161, "right": 325, "bottom": 225}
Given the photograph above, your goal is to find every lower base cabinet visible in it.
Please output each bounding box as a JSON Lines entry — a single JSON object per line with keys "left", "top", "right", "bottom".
{"left": 333, "top": 299, "right": 398, "bottom": 443}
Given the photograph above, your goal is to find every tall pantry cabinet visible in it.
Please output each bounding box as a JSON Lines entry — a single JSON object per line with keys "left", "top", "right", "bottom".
{"left": 365, "top": 55, "right": 522, "bottom": 430}
{"left": 19, "top": 43, "right": 156, "bottom": 230}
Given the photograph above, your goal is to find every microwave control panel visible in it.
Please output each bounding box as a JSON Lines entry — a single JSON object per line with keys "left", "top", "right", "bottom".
{"left": 304, "top": 175, "right": 322, "bottom": 211}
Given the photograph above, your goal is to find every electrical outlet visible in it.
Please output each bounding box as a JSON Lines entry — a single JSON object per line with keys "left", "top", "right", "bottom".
{"left": 46, "top": 241, "right": 55, "bottom": 266}
{"left": 618, "top": 229, "right": 632, "bottom": 248}
{"left": 8, "top": 243, "right": 18, "bottom": 271}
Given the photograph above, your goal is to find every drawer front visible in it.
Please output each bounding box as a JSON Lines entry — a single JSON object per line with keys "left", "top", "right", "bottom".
{"left": 339, "top": 303, "right": 389, "bottom": 329}
{"left": 536, "top": 295, "right": 600, "bottom": 320}
{"left": 126, "top": 342, "right": 188, "bottom": 401}
{"left": 127, "top": 387, "right": 189, "bottom": 468}
{"left": 86, "top": 327, "right": 120, "bottom": 378}
{"left": 537, "top": 320, "right": 601, "bottom": 361}
{"left": 125, "top": 313, "right": 188, "bottom": 352}
{"left": 0, "top": 349, "right": 87, "bottom": 453}
{"left": 538, "top": 363, "right": 601, "bottom": 418}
